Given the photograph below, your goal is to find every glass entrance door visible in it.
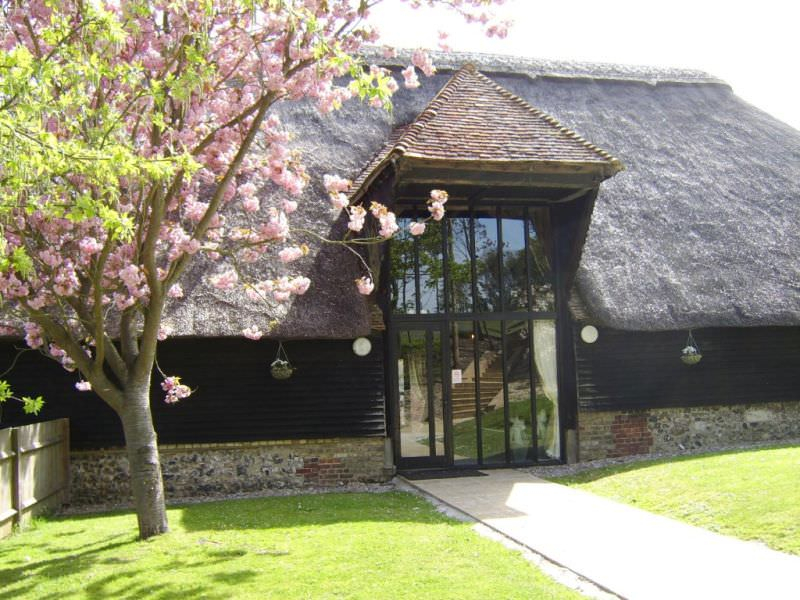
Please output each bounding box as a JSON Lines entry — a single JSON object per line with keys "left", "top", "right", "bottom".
{"left": 392, "top": 318, "right": 561, "bottom": 469}
{"left": 394, "top": 324, "right": 448, "bottom": 468}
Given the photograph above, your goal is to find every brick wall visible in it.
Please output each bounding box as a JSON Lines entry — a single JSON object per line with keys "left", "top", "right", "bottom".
{"left": 579, "top": 401, "right": 800, "bottom": 461}
{"left": 70, "top": 437, "right": 388, "bottom": 506}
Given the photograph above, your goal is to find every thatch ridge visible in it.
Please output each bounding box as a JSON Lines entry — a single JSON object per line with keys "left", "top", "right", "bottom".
{"left": 362, "top": 48, "right": 728, "bottom": 87}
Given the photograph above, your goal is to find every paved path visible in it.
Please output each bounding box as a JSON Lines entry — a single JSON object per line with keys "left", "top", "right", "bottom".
{"left": 404, "top": 470, "right": 800, "bottom": 600}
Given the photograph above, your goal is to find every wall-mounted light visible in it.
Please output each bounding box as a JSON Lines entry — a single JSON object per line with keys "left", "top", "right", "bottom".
{"left": 580, "top": 325, "right": 599, "bottom": 344}
{"left": 352, "top": 337, "right": 372, "bottom": 357}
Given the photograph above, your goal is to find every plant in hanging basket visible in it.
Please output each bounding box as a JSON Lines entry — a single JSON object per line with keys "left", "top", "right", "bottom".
{"left": 681, "top": 345, "right": 703, "bottom": 365}
{"left": 270, "top": 359, "right": 294, "bottom": 379}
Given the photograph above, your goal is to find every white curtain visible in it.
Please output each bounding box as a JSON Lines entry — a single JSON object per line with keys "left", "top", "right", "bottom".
{"left": 533, "top": 320, "right": 560, "bottom": 458}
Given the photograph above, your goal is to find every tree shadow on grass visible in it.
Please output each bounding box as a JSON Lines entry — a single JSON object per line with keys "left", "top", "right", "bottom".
{"left": 0, "top": 536, "right": 134, "bottom": 599}
{"left": 0, "top": 492, "right": 449, "bottom": 599}
{"left": 0, "top": 536, "right": 254, "bottom": 600}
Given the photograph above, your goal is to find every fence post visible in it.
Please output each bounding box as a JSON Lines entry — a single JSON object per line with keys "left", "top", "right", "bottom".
{"left": 61, "top": 419, "right": 70, "bottom": 505}
{"left": 10, "top": 427, "right": 21, "bottom": 529}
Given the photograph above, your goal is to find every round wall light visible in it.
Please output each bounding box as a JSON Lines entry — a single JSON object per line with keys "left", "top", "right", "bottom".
{"left": 352, "top": 337, "right": 372, "bottom": 357}
{"left": 580, "top": 325, "right": 599, "bottom": 344}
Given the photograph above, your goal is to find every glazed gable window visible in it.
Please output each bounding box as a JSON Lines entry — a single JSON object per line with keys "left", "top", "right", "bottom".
{"left": 390, "top": 205, "right": 555, "bottom": 316}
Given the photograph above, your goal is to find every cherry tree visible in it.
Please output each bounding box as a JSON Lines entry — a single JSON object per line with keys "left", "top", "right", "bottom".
{"left": 0, "top": 0, "right": 506, "bottom": 539}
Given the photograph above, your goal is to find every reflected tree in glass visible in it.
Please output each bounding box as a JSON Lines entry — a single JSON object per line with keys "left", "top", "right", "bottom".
{"left": 475, "top": 217, "right": 500, "bottom": 313}
{"left": 391, "top": 216, "right": 416, "bottom": 314}
{"left": 446, "top": 216, "right": 473, "bottom": 313}
{"left": 528, "top": 209, "right": 555, "bottom": 311}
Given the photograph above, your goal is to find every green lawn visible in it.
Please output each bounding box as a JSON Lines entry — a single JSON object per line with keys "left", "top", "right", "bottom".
{"left": 554, "top": 445, "right": 800, "bottom": 555}
{"left": 0, "top": 492, "right": 584, "bottom": 600}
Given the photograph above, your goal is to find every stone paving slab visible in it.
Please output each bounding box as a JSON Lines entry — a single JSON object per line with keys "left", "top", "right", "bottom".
{"left": 405, "top": 469, "right": 800, "bottom": 600}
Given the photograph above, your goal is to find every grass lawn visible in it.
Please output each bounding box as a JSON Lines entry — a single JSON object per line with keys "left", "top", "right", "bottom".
{"left": 0, "top": 491, "right": 584, "bottom": 600}
{"left": 554, "top": 445, "right": 800, "bottom": 556}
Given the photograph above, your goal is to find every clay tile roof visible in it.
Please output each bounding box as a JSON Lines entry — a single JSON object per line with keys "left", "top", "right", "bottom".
{"left": 397, "top": 64, "right": 621, "bottom": 164}
{"left": 350, "top": 64, "right": 622, "bottom": 201}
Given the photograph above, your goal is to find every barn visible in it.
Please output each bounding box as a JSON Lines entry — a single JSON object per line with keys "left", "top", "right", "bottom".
{"left": 2, "top": 51, "right": 798, "bottom": 503}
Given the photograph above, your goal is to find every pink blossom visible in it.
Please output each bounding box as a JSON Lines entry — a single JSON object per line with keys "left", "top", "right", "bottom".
{"left": 239, "top": 248, "right": 261, "bottom": 263}
{"left": 430, "top": 189, "right": 449, "bottom": 203}
{"left": 428, "top": 201, "right": 445, "bottom": 221}
{"left": 370, "top": 201, "right": 388, "bottom": 218}
{"left": 245, "top": 281, "right": 273, "bottom": 302}
{"left": 113, "top": 293, "right": 136, "bottom": 311}
{"left": 75, "top": 380, "right": 92, "bottom": 391}
{"left": 238, "top": 182, "right": 257, "bottom": 197}
{"left": 168, "top": 284, "right": 184, "bottom": 299}
{"left": 273, "top": 290, "right": 291, "bottom": 302}
{"left": 323, "top": 174, "right": 351, "bottom": 194}
{"left": 119, "top": 264, "right": 143, "bottom": 290}
{"left": 278, "top": 245, "right": 306, "bottom": 263}
{"left": 185, "top": 200, "right": 208, "bottom": 222}
{"left": 348, "top": 206, "right": 366, "bottom": 232}
{"left": 402, "top": 66, "right": 420, "bottom": 89}
{"left": 412, "top": 49, "right": 436, "bottom": 77}
{"left": 260, "top": 209, "right": 289, "bottom": 241}
{"left": 409, "top": 221, "right": 426, "bottom": 236}
{"left": 28, "top": 293, "right": 48, "bottom": 309}
{"left": 24, "top": 322, "right": 44, "bottom": 349}
{"left": 53, "top": 264, "right": 80, "bottom": 297}
{"left": 289, "top": 276, "right": 311, "bottom": 295}
{"left": 355, "top": 276, "right": 374, "bottom": 295}
{"left": 242, "top": 325, "right": 263, "bottom": 340}
{"left": 49, "top": 343, "right": 75, "bottom": 371}
{"left": 162, "top": 376, "right": 192, "bottom": 404}
{"left": 437, "top": 30, "right": 452, "bottom": 52}
{"left": 242, "top": 197, "right": 260, "bottom": 213}
{"left": 282, "top": 199, "right": 298, "bottom": 214}
{"left": 210, "top": 270, "right": 238, "bottom": 290}
{"left": 330, "top": 192, "right": 349, "bottom": 211}
{"left": 38, "top": 249, "right": 61, "bottom": 268}
{"left": 78, "top": 237, "right": 103, "bottom": 256}
{"left": 486, "top": 20, "right": 510, "bottom": 39}
{"left": 378, "top": 212, "right": 399, "bottom": 238}
{"left": 157, "top": 324, "right": 173, "bottom": 341}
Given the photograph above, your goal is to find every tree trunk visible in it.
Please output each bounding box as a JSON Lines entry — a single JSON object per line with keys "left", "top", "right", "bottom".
{"left": 120, "top": 386, "right": 168, "bottom": 539}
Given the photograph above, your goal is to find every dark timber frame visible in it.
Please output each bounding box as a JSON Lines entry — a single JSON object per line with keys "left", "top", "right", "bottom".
{"left": 387, "top": 192, "right": 591, "bottom": 470}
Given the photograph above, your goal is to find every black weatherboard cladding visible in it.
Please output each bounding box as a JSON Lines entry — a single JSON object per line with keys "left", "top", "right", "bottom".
{"left": 0, "top": 337, "right": 385, "bottom": 449}
{"left": 575, "top": 326, "right": 800, "bottom": 411}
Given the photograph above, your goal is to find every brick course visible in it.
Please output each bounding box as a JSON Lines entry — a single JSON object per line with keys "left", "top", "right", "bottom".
{"left": 579, "top": 401, "right": 800, "bottom": 461}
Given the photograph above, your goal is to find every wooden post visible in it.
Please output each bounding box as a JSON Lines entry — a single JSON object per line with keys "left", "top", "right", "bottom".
{"left": 61, "top": 419, "right": 70, "bottom": 505}
{"left": 11, "top": 427, "right": 21, "bottom": 529}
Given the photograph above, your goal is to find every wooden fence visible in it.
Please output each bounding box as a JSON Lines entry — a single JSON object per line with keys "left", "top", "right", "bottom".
{"left": 0, "top": 419, "right": 70, "bottom": 538}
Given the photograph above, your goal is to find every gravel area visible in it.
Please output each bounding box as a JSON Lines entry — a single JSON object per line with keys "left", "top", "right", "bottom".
{"left": 525, "top": 438, "right": 800, "bottom": 479}
{"left": 59, "top": 481, "right": 397, "bottom": 517}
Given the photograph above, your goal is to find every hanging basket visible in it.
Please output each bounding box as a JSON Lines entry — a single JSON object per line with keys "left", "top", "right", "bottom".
{"left": 270, "top": 342, "right": 294, "bottom": 379}
{"left": 680, "top": 331, "right": 703, "bottom": 366}
{"left": 680, "top": 353, "right": 703, "bottom": 365}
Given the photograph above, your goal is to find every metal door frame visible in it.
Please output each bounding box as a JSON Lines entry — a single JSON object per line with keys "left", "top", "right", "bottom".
{"left": 389, "top": 320, "right": 452, "bottom": 470}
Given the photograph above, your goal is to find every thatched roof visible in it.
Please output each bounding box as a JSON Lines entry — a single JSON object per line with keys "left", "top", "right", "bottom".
{"left": 168, "top": 50, "right": 799, "bottom": 337}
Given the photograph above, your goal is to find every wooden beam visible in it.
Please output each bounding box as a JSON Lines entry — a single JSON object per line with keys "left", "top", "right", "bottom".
{"left": 394, "top": 182, "right": 597, "bottom": 204}
{"left": 396, "top": 164, "right": 606, "bottom": 190}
